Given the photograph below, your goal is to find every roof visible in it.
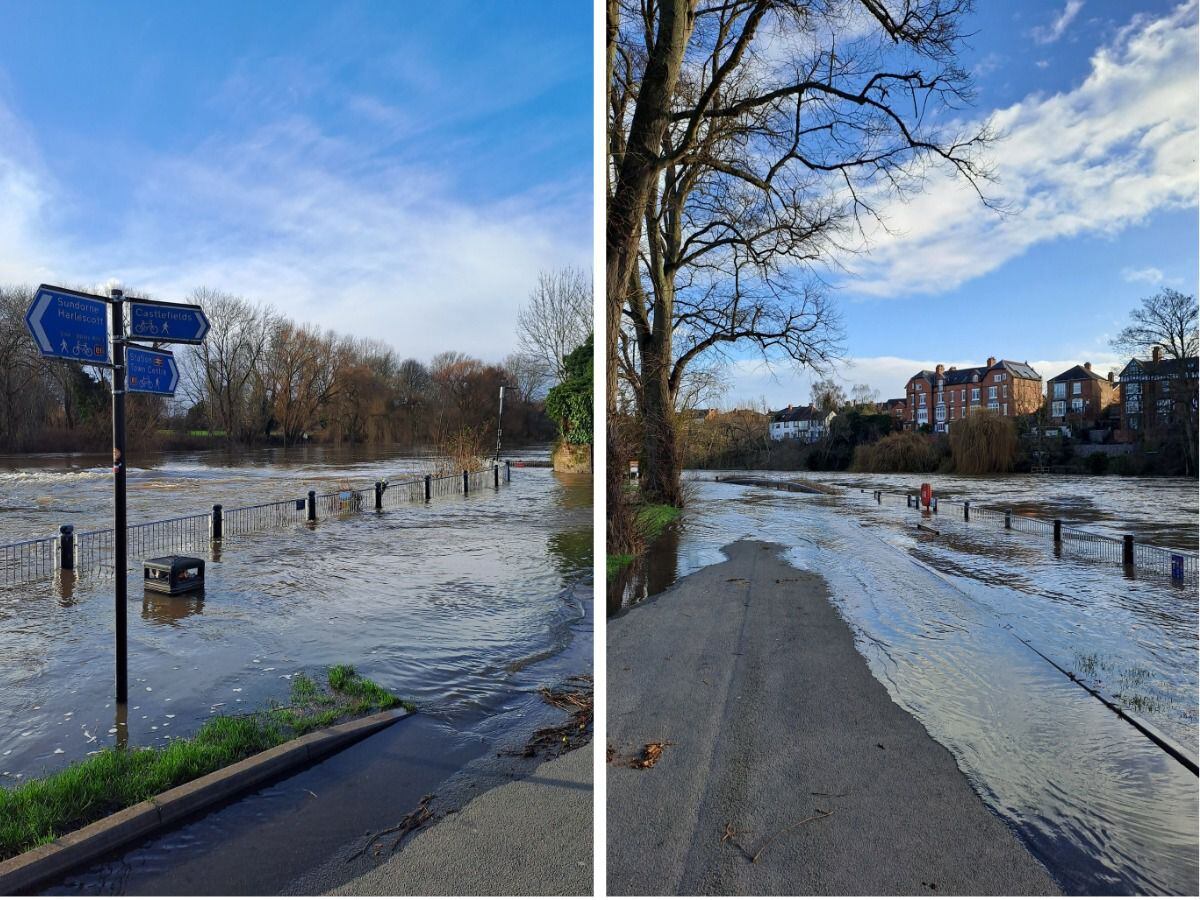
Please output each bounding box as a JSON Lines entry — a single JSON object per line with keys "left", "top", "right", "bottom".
{"left": 884, "top": 398, "right": 906, "bottom": 407}
{"left": 1048, "top": 364, "right": 1108, "bottom": 383}
{"left": 771, "top": 405, "right": 824, "bottom": 423}
{"left": 1119, "top": 355, "right": 1199, "bottom": 380}
{"left": 908, "top": 359, "right": 1042, "bottom": 386}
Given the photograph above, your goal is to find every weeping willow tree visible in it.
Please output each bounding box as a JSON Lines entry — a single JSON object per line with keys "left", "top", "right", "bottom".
{"left": 948, "top": 411, "right": 1019, "bottom": 475}
{"left": 851, "top": 431, "right": 944, "bottom": 473}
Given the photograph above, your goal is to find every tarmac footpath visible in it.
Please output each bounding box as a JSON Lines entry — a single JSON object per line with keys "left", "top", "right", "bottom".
{"left": 606, "top": 540, "right": 1061, "bottom": 896}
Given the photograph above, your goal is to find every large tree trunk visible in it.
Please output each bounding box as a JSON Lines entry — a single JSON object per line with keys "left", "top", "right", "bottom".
{"left": 605, "top": 0, "right": 695, "bottom": 551}
{"left": 639, "top": 319, "right": 682, "bottom": 507}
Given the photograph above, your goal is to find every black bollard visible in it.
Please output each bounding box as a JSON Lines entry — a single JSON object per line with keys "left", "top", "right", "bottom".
{"left": 374, "top": 481, "right": 383, "bottom": 510}
{"left": 59, "top": 524, "right": 74, "bottom": 570}
{"left": 424, "top": 474, "right": 432, "bottom": 502}
{"left": 1005, "top": 509, "right": 1012, "bottom": 530}
{"left": 963, "top": 501, "right": 970, "bottom": 522}
{"left": 307, "top": 490, "right": 316, "bottom": 522}
{"left": 212, "top": 504, "right": 223, "bottom": 541}
{"left": 494, "top": 464, "right": 500, "bottom": 489}
{"left": 1123, "top": 534, "right": 1134, "bottom": 567}
{"left": 1053, "top": 519, "right": 1062, "bottom": 543}
{"left": 506, "top": 460, "right": 511, "bottom": 483}
{"left": 463, "top": 469, "right": 469, "bottom": 495}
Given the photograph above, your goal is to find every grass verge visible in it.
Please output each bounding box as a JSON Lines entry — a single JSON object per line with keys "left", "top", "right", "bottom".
{"left": 606, "top": 503, "right": 681, "bottom": 581}
{"left": 0, "top": 665, "right": 410, "bottom": 863}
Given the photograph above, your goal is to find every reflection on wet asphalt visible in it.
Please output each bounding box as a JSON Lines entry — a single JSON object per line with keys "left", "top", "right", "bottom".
{"left": 622, "top": 473, "right": 1197, "bottom": 895}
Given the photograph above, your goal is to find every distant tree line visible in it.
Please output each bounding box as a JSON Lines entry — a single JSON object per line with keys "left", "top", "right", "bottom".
{"left": 0, "top": 283, "right": 556, "bottom": 453}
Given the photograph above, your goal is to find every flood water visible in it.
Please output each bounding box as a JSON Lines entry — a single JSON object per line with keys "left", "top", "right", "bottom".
{"left": 617, "top": 470, "right": 1197, "bottom": 895}
{"left": 0, "top": 446, "right": 592, "bottom": 794}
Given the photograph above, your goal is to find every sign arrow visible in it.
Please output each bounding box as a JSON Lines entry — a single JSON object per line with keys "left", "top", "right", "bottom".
{"left": 24, "top": 285, "right": 112, "bottom": 365}
{"left": 126, "top": 345, "right": 179, "bottom": 396}
{"left": 128, "top": 298, "right": 209, "bottom": 344}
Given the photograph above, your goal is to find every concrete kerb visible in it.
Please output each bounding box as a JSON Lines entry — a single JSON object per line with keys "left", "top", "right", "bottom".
{"left": 0, "top": 707, "right": 411, "bottom": 895}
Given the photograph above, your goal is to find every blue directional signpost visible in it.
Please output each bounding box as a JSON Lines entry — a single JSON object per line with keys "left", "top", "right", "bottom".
{"left": 128, "top": 299, "right": 209, "bottom": 344}
{"left": 126, "top": 346, "right": 179, "bottom": 395}
{"left": 24, "top": 283, "right": 208, "bottom": 706}
{"left": 24, "top": 285, "right": 112, "bottom": 365}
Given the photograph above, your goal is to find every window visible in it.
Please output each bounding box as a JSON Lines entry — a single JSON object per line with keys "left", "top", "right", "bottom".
{"left": 988, "top": 401, "right": 999, "bottom": 411}
{"left": 1157, "top": 398, "right": 1174, "bottom": 417}
{"left": 1052, "top": 400, "right": 1065, "bottom": 417}
{"left": 1002, "top": 403, "right": 1008, "bottom": 415}
{"left": 971, "top": 387, "right": 980, "bottom": 401}
{"left": 1071, "top": 398, "right": 1083, "bottom": 413}
{"left": 988, "top": 386, "right": 997, "bottom": 400}
{"left": 1053, "top": 383, "right": 1065, "bottom": 398}
{"left": 996, "top": 373, "right": 1006, "bottom": 382}
{"left": 919, "top": 394, "right": 927, "bottom": 407}
{"left": 1001, "top": 385, "right": 1007, "bottom": 398}
{"left": 1072, "top": 382, "right": 1081, "bottom": 395}
{"left": 917, "top": 409, "right": 928, "bottom": 424}
{"left": 935, "top": 403, "right": 945, "bottom": 422}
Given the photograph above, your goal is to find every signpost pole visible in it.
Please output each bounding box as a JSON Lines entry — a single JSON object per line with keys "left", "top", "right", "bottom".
{"left": 110, "top": 289, "right": 128, "bottom": 705}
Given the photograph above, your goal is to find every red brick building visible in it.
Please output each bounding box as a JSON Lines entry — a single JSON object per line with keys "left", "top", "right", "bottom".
{"left": 882, "top": 398, "right": 906, "bottom": 426}
{"left": 1046, "top": 362, "right": 1118, "bottom": 429}
{"left": 904, "top": 357, "right": 1042, "bottom": 432}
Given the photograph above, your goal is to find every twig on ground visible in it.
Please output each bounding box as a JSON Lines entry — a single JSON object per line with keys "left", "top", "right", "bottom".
{"left": 345, "top": 794, "right": 435, "bottom": 862}
{"left": 750, "top": 809, "right": 832, "bottom": 864}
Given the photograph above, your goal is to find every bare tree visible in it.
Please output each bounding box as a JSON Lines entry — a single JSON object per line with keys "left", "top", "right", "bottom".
{"left": 611, "top": 0, "right": 993, "bottom": 505}
{"left": 1111, "top": 288, "right": 1199, "bottom": 361}
{"left": 503, "top": 351, "right": 550, "bottom": 402}
{"left": 1111, "top": 287, "right": 1199, "bottom": 472}
{"left": 810, "top": 378, "right": 847, "bottom": 413}
{"left": 850, "top": 383, "right": 879, "bottom": 407}
{"left": 516, "top": 267, "right": 593, "bottom": 383}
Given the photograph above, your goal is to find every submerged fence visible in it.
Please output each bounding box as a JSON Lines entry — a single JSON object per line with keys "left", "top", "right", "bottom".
{"left": 0, "top": 461, "right": 512, "bottom": 586}
{"left": 864, "top": 487, "right": 1197, "bottom": 584}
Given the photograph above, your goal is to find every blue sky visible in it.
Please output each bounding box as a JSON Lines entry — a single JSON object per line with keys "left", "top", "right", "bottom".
{"left": 724, "top": 0, "right": 1199, "bottom": 407}
{"left": 0, "top": 1, "right": 592, "bottom": 362}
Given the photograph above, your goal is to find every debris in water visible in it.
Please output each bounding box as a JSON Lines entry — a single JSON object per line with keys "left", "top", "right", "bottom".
{"left": 346, "top": 794, "right": 435, "bottom": 861}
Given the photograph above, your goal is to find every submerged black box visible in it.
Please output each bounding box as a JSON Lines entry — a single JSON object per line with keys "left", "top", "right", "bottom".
{"left": 143, "top": 555, "right": 205, "bottom": 595}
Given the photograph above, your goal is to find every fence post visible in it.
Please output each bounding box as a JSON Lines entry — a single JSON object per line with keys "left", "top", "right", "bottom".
{"left": 463, "top": 469, "right": 469, "bottom": 495}
{"left": 374, "top": 481, "right": 383, "bottom": 510}
{"left": 875, "top": 491, "right": 881, "bottom": 504}
{"left": 1123, "top": 534, "right": 1134, "bottom": 567}
{"left": 505, "top": 460, "right": 511, "bottom": 483}
{"left": 424, "top": 474, "right": 432, "bottom": 502}
{"left": 1005, "top": 509, "right": 1012, "bottom": 530}
{"left": 1053, "top": 519, "right": 1062, "bottom": 543}
{"left": 494, "top": 464, "right": 499, "bottom": 489}
{"left": 932, "top": 497, "right": 938, "bottom": 514}
{"left": 307, "top": 490, "right": 316, "bottom": 523}
{"left": 59, "top": 524, "right": 74, "bottom": 570}
{"left": 211, "top": 504, "right": 223, "bottom": 541}
{"left": 963, "top": 501, "right": 970, "bottom": 522}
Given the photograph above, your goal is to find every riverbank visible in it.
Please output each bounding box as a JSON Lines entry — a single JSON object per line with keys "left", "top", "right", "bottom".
{"left": 605, "top": 502, "right": 680, "bottom": 580}
{"left": 607, "top": 540, "right": 1060, "bottom": 895}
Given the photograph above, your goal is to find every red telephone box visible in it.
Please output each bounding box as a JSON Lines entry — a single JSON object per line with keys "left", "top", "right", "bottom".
{"left": 920, "top": 482, "right": 932, "bottom": 508}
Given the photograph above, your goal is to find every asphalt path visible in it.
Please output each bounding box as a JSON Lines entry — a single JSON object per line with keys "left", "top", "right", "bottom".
{"left": 606, "top": 539, "right": 1061, "bottom": 896}
{"left": 329, "top": 745, "right": 592, "bottom": 896}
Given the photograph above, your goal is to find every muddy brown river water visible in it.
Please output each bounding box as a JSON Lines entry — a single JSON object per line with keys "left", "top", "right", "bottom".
{"left": 0, "top": 446, "right": 592, "bottom": 795}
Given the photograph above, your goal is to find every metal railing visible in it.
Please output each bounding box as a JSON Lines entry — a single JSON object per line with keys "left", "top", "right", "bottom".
{"left": 0, "top": 535, "right": 58, "bottom": 586}
{"left": 0, "top": 461, "right": 514, "bottom": 586}
{"left": 864, "top": 488, "right": 1197, "bottom": 583}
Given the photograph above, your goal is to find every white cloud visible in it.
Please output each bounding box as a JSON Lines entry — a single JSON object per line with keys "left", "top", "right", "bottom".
{"left": 1032, "top": 0, "right": 1086, "bottom": 45}
{"left": 0, "top": 95, "right": 590, "bottom": 364}
{"left": 844, "top": 1, "right": 1198, "bottom": 298}
{"left": 1120, "top": 265, "right": 1166, "bottom": 284}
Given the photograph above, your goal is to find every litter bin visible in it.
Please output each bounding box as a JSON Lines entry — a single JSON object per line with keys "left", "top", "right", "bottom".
{"left": 144, "top": 555, "right": 205, "bottom": 595}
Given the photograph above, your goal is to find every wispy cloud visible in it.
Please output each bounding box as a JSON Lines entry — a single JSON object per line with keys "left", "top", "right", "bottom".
{"left": 1120, "top": 265, "right": 1166, "bottom": 285}
{"left": 1031, "top": 1, "right": 1086, "bottom": 45}
{"left": 0, "top": 88, "right": 590, "bottom": 363}
{"left": 843, "top": 1, "right": 1198, "bottom": 299}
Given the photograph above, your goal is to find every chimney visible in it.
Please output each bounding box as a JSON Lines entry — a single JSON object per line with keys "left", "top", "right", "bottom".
{"left": 1152, "top": 345, "right": 1163, "bottom": 362}
{"left": 935, "top": 364, "right": 944, "bottom": 376}
{"left": 1108, "top": 370, "right": 1115, "bottom": 383}
{"left": 986, "top": 356, "right": 996, "bottom": 367}
{"left": 948, "top": 366, "right": 957, "bottom": 372}
{"left": 1083, "top": 362, "right": 1092, "bottom": 372}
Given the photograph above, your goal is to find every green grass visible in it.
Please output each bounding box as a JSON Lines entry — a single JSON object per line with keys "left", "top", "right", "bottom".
{"left": 607, "top": 503, "right": 682, "bottom": 581}
{"left": 0, "top": 665, "right": 409, "bottom": 862}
